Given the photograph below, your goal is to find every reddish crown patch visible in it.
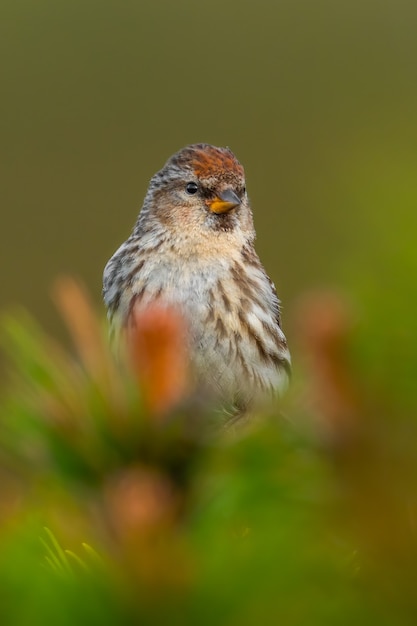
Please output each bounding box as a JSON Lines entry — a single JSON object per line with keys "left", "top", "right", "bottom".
{"left": 175, "top": 144, "right": 245, "bottom": 180}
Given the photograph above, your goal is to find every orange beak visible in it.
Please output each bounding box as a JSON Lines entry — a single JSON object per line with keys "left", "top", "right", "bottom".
{"left": 207, "top": 188, "right": 241, "bottom": 214}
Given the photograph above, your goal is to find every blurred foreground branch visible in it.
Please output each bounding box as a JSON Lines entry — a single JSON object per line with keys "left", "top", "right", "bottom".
{"left": 0, "top": 280, "right": 416, "bottom": 625}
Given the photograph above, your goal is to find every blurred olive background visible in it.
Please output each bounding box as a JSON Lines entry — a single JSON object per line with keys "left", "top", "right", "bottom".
{"left": 1, "top": 0, "right": 417, "bottom": 348}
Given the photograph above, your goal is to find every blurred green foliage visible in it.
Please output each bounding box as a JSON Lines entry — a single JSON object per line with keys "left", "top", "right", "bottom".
{"left": 1, "top": 279, "right": 417, "bottom": 625}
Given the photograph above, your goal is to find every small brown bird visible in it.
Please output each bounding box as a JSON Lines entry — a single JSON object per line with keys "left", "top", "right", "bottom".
{"left": 103, "top": 144, "right": 290, "bottom": 415}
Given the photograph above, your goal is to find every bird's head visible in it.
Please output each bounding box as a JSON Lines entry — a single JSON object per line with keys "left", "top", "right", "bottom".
{"left": 137, "top": 144, "right": 255, "bottom": 248}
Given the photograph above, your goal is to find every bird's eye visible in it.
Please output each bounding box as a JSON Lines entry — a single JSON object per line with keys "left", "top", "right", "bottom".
{"left": 186, "top": 182, "right": 199, "bottom": 195}
{"left": 242, "top": 186, "right": 246, "bottom": 195}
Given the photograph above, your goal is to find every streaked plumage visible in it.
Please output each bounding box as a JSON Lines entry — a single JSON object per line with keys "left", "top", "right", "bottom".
{"left": 103, "top": 144, "right": 290, "bottom": 414}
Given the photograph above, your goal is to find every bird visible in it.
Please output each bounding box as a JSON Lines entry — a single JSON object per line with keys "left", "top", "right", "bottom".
{"left": 103, "top": 143, "right": 291, "bottom": 419}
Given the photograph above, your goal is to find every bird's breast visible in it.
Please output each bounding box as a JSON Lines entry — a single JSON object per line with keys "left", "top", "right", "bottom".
{"left": 125, "top": 253, "right": 290, "bottom": 409}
